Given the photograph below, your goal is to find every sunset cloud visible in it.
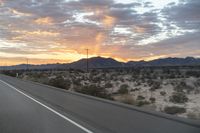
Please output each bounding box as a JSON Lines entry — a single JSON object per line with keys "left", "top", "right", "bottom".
{"left": 102, "top": 15, "right": 116, "bottom": 27}
{"left": 34, "top": 17, "right": 54, "bottom": 25}
{"left": 9, "top": 8, "right": 32, "bottom": 17}
{"left": 0, "top": 0, "right": 199, "bottom": 65}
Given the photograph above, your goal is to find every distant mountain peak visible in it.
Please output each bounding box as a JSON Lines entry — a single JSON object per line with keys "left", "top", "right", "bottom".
{"left": 1, "top": 56, "right": 200, "bottom": 70}
{"left": 68, "top": 56, "right": 123, "bottom": 69}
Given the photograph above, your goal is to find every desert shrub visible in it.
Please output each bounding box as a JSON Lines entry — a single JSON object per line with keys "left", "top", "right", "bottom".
{"left": 174, "top": 81, "right": 194, "bottom": 93}
{"left": 187, "top": 112, "right": 200, "bottom": 120}
{"left": 105, "top": 82, "right": 113, "bottom": 88}
{"left": 120, "top": 78, "right": 125, "bottom": 82}
{"left": 186, "top": 71, "right": 200, "bottom": 77}
{"left": 169, "top": 74, "right": 176, "bottom": 79}
{"left": 130, "top": 88, "right": 140, "bottom": 92}
{"left": 160, "top": 91, "right": 166, "bottom": 96}
{"left": 2, "top": 70, "right": 17, "bottom": 77}
{"left": 137, "top": 95, "right": 145, "bottom": 100}
{"left": 120, "top": 84, "right": 129, "bottom": 89}
{"left": 152, "top": 74, "right": 157, "bottom": 79}
{"left": 92, "top": 76, "right": 102, "bottom": 83}
{"left": 135, "top": 82, "right": 141, "bottom": 86}
{"left": 118, "top": 84, "right": 129, "bottom": 94}
{"left": 48, "top": 76, "right": 71, "bottom": 90}
{"left": 149, "top": 97, "right": 156, "bottom": 103}
{"left": 72, "top": 78, "right": 81, "bottom": 86}
{"left": 147, "top": 79, "right": 154, "bottom": 86}
{"left": 150, "top": 81, "right": 161, "bottom": 91}
{"left": 169, "top": 92, "right": 188, "bottom": 103}
{"left": 194, "top": 79, "right": 200, "bottom": 87}
{"left": 118, "top": 88, "right": 128, "bottom": 94}
{"left": 164, "top": 106, "right": 186, "bottom": 114}
{"left": 38, "top": 77, "right": 49, "bottom": 84}
{"left": 77, "top": 85, "right": 112, "bottom": 99}
{"left": 136, "top": 101, "right": 150, "bottom": 107}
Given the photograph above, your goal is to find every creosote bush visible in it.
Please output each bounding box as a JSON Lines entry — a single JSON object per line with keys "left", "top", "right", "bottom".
{"left": 169, "top": 92, "right": 188, "bottom": 103}
{"left": 118, "top": 84, "right": 129, "bottom": 94}
{"left": 149, "top": 97, "right": 156, "bottom": 103}
{"left": 164, "top": 106, "right": 186, "bottom": 114}
{"left": 76, "top": 85, "right": 113, "bottom": 100}
{"left": 48, "top": 76, "right": 71, "bottom": 90}
{"left": 160, "top": 91, "right": 166, "bottom": 96}
{"left": 136, "top": 101, "right": 150, "bottom": 107}
{"left": 137, "top": 95, "right": 145, "bottom": 100}
{"left": 105, "top": 82, "right": 113, "bottom": 88}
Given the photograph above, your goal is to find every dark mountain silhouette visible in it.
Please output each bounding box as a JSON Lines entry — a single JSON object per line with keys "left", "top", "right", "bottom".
{"left": 68, "top": 56, "right": 124, "bottom": 69}
{"left": 1, "top": 56, "right": 200, "bottom": 70}
{"left": 127, "top": 57, "right": 200, "bottom": 66}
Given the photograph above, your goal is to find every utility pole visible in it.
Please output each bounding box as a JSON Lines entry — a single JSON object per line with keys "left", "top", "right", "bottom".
{"left": 5, "top": 63, "right": 7, "bottom": 71}
{"left": 86, "top": 49, "right": 89, "bottom": 72}
{"left": 26, "top": 58, "right": 29, "bottom": 71}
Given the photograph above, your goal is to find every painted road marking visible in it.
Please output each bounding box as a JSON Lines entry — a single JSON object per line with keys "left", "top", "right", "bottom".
{"left": 0, "top": 79, "right": 93, "bottom": 133}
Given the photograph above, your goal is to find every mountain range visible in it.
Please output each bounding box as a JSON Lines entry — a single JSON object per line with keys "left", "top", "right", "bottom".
{"left": 1, "top": 56, "right": 200, "bottom": 70}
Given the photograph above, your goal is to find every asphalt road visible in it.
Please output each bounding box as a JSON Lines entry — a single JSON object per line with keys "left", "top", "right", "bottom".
{"left": 0, "top": 74, "right": 199, "bottom": 133}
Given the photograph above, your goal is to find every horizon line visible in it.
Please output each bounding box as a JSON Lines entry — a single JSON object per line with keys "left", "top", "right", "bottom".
{"left": 0, "top": 56, "right": 199, "bottom": 67}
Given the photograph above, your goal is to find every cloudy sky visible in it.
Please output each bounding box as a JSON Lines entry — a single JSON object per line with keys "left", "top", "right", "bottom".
{"left": 0, "top": 0, "right": 200, "bottom": 65}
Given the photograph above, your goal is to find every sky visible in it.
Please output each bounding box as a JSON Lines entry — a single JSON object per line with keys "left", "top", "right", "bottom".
{"left": 0, "top": 0, "right": 200, "bottom": 65}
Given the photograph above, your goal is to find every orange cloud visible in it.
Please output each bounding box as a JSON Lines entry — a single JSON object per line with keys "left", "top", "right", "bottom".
{"left": 48, "top": 48, "right": 78, "bottom": 54}
{"left": 126, "top": 55, "right": 168, "bottom": 61}
{"left": 34, "top": 17, "right": 54, "bottom": 25}
{"left": 9, "top": 8, "right": 32, "bottom": 17}
{"left": 11, "top": 30, "right": 60, "bottom": 43}
{"left": 145, "top": 55, "right": 166, "bottom": 61}
{"left": 27, "top": 30, "right": 59, "bottom": 36}
{"left": 13, "top": 30, "right": 59, "bottom": 37}
{"left": 102, "top": 15, "right": 116, "bottom": 27}
{"left": 94, "top": 32, "right": 106, "bottom": 54}
{"left": 134, "top": 26, "right": 146, "bottom": 33}
{"left": 95, "top": 33, "right": 105, "bottom": 43}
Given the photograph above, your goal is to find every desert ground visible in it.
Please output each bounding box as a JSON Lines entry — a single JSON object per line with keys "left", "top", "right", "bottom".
{"left": 3, "top": 66, "right": 200, "bottom": 120}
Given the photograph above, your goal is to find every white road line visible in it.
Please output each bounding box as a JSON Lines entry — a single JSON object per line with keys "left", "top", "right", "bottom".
{"left": 0, "top": 79, "right": 93, "bottom": 133}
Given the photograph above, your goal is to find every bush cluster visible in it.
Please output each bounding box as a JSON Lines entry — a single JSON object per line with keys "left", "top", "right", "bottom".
{"left": 48, "top": 76, "right": 71, "bottom": 90}
{"left": 169, "top": 92, "right": 188, "bottom": 103}
{"left": 164, "top": 106, "right": 186, "bottom": 114}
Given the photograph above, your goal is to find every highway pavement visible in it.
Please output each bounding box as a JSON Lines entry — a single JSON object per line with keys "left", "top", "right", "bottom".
{"left": 0, "top": 74, "right": 199, "bottom": 133}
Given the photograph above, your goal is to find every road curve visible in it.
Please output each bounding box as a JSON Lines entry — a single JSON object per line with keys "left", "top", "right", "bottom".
{"left": 0, "top": 74, "right": 199, "bottom": 133}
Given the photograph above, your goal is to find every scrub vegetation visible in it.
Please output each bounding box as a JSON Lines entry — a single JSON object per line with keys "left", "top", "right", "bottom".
{"left": 2, "top": 66, "right": 200, "bottom": 120}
